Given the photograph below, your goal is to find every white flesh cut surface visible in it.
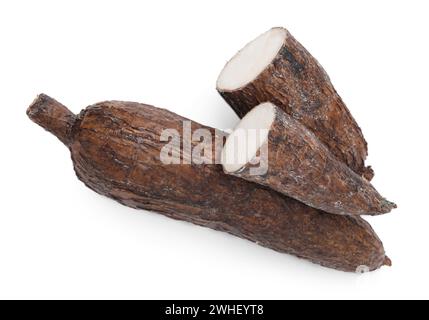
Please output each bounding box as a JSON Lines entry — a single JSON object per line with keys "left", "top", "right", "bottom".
{"left": 222, "top": 102, "right": 276, "bottom": 172}
{"left": 217, "top": 27, "right": 287, "bottom": 91}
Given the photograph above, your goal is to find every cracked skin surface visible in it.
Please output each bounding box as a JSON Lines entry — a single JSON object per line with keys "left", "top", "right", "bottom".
{"left": 27, "top": 94, "right": 390, "bottom": 272}
{"left": 218, "top": 27, "right": 374, "bottom": 180}
{"left": 226, "top": 105, "right": 396, "bottom": 216}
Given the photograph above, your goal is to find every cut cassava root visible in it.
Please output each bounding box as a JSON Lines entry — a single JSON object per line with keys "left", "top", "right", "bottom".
{"left": 221, "top": 103, "right": 396, "bottom": 216}
{"left": 217, "top": 27, "right": 374, "bottom": 180}
{"left": 27, "top": 94, "right": 390, "bottom": 272}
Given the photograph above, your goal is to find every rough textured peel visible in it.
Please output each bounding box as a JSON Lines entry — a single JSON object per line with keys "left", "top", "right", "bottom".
{"left": 222, "top": 103, "right": 396, "bottom": 216}
{"left": 27, "top": 94, "right": 391, "bottom": 272}
{"left": 217, "top": 27, "right": 374, "bottom": 180}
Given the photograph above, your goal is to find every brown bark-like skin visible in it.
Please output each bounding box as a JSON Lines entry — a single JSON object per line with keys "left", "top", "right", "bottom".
{"left": 26, "top": 94, "right": 76, "bottom": 146}
{"left": 27, "top": 94, "right": 391, "bottom": 272}
{"left": 218, "top": 27, "right": 374, "bottom": 181}
{"left": 224, "top": 105, "right": 396, "bottom": 216}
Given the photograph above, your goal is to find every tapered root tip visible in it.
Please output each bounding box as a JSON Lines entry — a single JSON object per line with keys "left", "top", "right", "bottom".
{"left": 382, "top": 199, "right": 397, "bottom": 212}
{"left": 371, "top": 198, "right": 397, "bottom": 216}
{"left": 363, "top": 166, "right": 375, "bottom": 181}
{"left": 383, "top": 256, "right": 392, "bottom": 267}
{"left": 27, "top": 94, "right": 77, "bottom": 146}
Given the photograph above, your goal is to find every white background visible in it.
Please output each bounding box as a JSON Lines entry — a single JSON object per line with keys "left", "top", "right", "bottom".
{"left": 0, "top": 0, "right": 428, "bottom": 300}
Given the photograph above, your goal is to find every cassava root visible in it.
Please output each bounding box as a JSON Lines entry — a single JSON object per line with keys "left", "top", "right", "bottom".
{"left": 217, "top": 27, "right": 374, "bottom": 180}
{"left": 221, "top": 102, "right": 396, "bottom": 216}
{"left": 27, "top": 94, "right": 390, "bottom": 272}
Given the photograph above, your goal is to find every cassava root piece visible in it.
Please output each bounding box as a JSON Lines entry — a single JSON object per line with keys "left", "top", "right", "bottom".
{"left": 217, "top": 27, "right": 374, "bottom": 180}
{"left": 27, "top": 94, "right": 391, "bottom": 272}
{"left": 221, "top": 103, "right": 396, "bottom": 216}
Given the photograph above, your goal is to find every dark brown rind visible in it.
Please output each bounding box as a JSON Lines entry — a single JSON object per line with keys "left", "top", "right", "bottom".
{"left": 217, "top": 27, "right": 373, "bottom": 180}
{"left": 27, "top": 94, "right": 76, "bottom": 146}
{"left": 27, "top": 95, "right": 390, "bottom": 272}
{"left": 224, "top": 105, "right": 395, "bottom": 216}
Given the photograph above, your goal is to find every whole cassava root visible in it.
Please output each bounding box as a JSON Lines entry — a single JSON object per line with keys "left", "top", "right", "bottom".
{"left": 27, "top": 94, "right": 390, "bottom": 272}
{"left": 221, "top": 103, "right": 396, "bottom": 216}
{"left": 217, "top": 27, "right": 374, "bottom": 180}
